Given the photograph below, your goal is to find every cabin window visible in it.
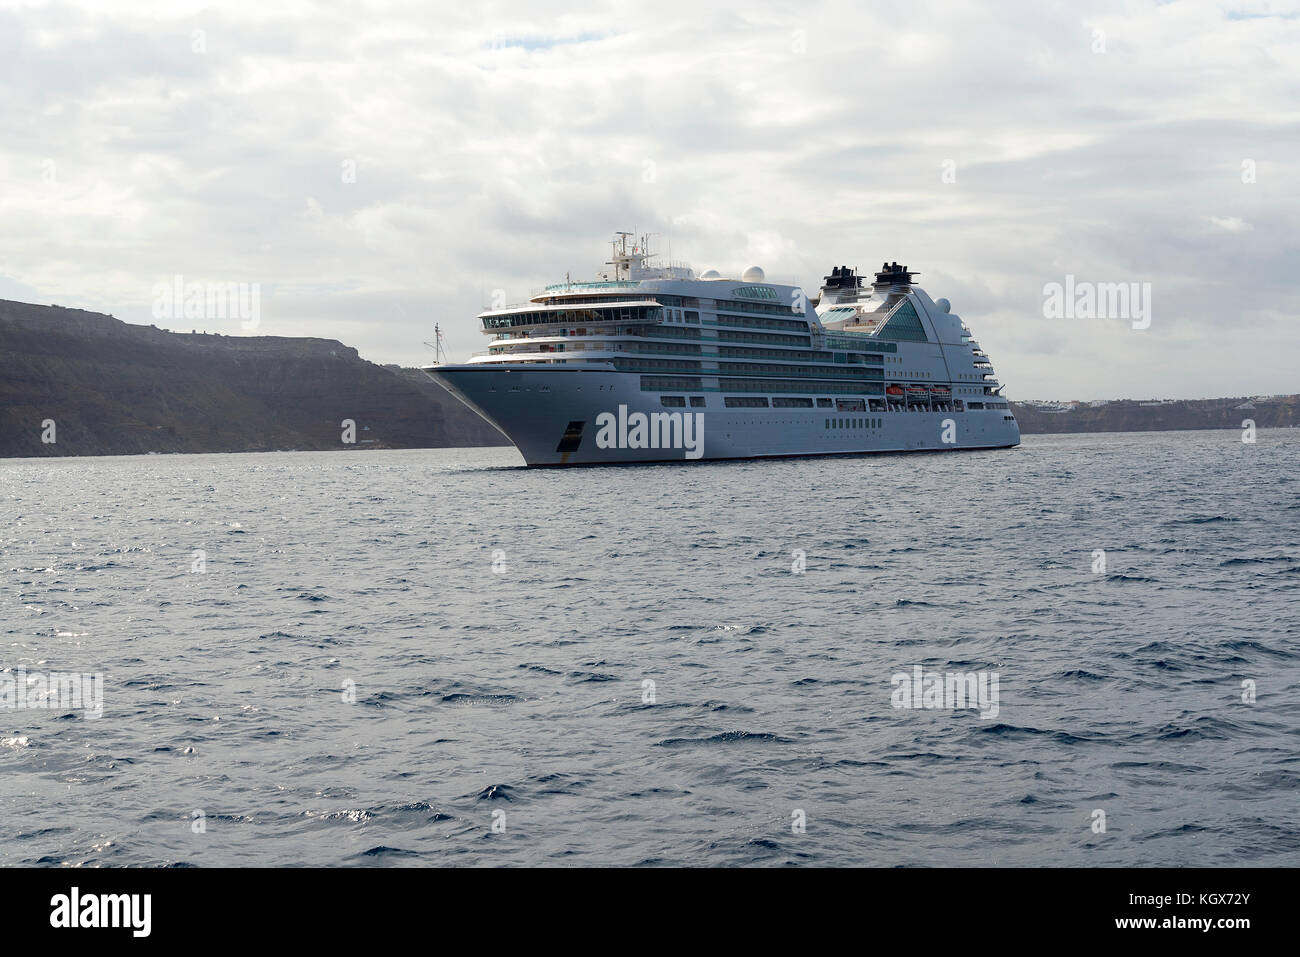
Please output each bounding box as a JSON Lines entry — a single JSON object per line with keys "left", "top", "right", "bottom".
{"left": 689, "top": 396, "right": 706, "bottom": 407}
{"left": 660, "top": 395, "right": 686, "bottom": 408}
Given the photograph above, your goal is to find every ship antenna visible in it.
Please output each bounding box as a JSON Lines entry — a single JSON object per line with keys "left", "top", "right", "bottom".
{"left": 425, "top": 322, "right": 448, "bottom": 365}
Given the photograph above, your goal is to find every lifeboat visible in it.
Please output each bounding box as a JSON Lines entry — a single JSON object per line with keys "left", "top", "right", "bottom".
{"left": 906, "top": 385, "right": 928, "bottom": 396}
{"left": 886, "top": 384, "right": 904, "bottom": 397}
{"left": 930, "top": 385, "right": 951, "bottom": 396}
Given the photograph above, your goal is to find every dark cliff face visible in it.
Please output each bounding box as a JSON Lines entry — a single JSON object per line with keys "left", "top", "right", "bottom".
{"left": 0, "top": 299, "right": 505, "bottom": 457}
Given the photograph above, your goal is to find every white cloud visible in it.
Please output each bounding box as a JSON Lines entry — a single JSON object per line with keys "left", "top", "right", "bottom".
{"left": 1208, "top": 215, "right": 1253, "bottom": 232}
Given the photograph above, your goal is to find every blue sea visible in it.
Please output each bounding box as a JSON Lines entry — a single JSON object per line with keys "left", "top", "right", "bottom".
{"left": 2, "top": 429, "right": 1297, "bottom": 866}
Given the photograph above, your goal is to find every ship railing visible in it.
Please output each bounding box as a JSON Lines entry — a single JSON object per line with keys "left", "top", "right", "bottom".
{"left": 480, "top": 295, "right": 661, "bottom": 316}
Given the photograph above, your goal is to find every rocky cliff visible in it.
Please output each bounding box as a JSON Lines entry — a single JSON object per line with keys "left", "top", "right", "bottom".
{"left": 0, "top": 299, "right": 505, "bottom": 457}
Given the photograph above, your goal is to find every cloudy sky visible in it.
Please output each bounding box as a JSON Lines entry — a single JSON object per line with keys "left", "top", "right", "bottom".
{"left": 2, "top": 0, "right": 1296, "bottom": 399}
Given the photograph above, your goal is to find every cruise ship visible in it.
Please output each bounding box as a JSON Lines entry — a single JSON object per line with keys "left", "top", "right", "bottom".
{"left": 425, "top": 233, "right": 1019, "bottom": 465}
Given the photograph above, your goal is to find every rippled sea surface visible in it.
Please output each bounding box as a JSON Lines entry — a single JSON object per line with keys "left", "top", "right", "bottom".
{"left": 2, "top": 430, "right": 1298, "bottom": 867}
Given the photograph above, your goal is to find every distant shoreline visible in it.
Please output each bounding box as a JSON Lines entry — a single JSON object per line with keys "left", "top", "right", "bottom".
{"left": 2, "top": 429, "right": 1290, "bottom": 464}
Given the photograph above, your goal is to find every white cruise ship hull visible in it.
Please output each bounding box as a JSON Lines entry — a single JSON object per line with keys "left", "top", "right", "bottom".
{"left": 429, "top": 364, "right": 1021, "bottom": 466}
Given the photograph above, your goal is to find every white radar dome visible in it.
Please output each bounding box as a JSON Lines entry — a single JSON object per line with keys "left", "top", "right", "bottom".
{"left": 700, "top": 269, "right": 722, "bottom": 279}
{"left": 935, "top": 298, "right": 951, "bottom": 313}
{"left": 742, "top": 266, "right": 766, "bottom": 283}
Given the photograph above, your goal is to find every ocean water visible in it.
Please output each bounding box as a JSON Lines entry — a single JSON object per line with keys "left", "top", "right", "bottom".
{"left": 1, "top": 430, "right": 1297, "bottom": 867}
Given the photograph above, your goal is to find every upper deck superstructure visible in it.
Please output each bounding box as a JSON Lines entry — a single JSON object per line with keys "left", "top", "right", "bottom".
{"left": 425, "top": 233, "right": 1018, "bottom": 465}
